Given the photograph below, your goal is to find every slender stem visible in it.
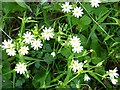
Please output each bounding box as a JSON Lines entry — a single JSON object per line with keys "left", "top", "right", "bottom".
{"left": 64, "top": 73, "right": 79, "bottom": 86}
{"left": 0, "top": 28, "right": 12, "bottom": 40}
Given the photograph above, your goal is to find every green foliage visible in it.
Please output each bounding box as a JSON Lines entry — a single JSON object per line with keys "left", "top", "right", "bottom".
{"left": 1, "top": 1, "right": 120, "bottom": 89}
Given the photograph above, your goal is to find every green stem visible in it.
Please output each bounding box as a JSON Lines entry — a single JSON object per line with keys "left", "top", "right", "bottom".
{"left": 3, "top": 70, "right": 15, "bottom": 75}
{"left": 63, "top": 54, "right": 74, "bottom": 87}
{"left": 64, "top": 73, "right": 79, "bottom": 86}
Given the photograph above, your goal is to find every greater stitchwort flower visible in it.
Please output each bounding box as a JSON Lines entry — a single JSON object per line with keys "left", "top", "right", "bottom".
{"left": 90, "top": 0, "right": 101, "bottom": 8}
{"left": 71, "top": 60, "right": 84, "bottom": 73}
{"left": 19, "top": 46, "right": 29, "bottom": 55}
{"left": 31, "top": 39, "right": 43, "bottom": 50}
{"left": 23, "top": 31, "right": 34, "bottom": 44}
{"left": 70, "top": 36, "right": 83, "bottom": 53}
{"left": 61, "top": 2, "right": 72, "bottom": 13}
{"left": 110, "top": 77, "right": 118, "bottom": 85}
{"left": 72, "top": 44, "right": 83, "bottom": 53}
{"left": 51, "top": 52, "right": 56, "bottom": 57}
{"left": 106, "top": 67, "right": 119, "bottom": 85}
{"left": 2, "top": 39, "right": 14, "bottom": 49}
{"left": 84, "top": 74, "right": 90, "bottom": 81}
{"left": 72, "top": 7, "right": 83, "bottom": 18}
{"left": 6, "top": 48, "right": 16, "bottom": 56}
{"left": 107, "top": 67, "right": 119, "bottom": 78}
{"left": 69, "top": 36, "right": 80, "bottom": 47}
{"left": 41, "top": 27, "right": 54, "bottom": 40}
{"left": 15, "top": 62, "right": 27, "bottom": 75}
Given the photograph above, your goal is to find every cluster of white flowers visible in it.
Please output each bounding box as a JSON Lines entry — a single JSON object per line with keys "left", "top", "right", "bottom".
{"left": 71, "top": 60, "right": 84, "bottom": 72}
{"left": 61, "top": 2, "right": 84, "bottom": 18}
{"left": 2, "top": 39, "right": 16, "bottom": 56}
{"left": 2, "top": 26, "right": 54, "bottom": 56}
{"left": 90, "top": 0, "right": 101, "bottom": 8}
{"left": 20, "top": 31, "right": 43, "bottom": 55}
{"left": 61, "top": 1, "right": 101, "bottom": 18}
{"left": 106, "top": 67, "right": 119, "bottom": 85}
{"left": 69, "top": 36, "right": 83, "bottom": 53}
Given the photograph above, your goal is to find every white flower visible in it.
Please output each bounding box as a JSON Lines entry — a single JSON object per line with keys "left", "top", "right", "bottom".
{"left": 72, "top": 7, "right": 83, "bottom": 18}
{"left": 69, "top": 36, "right": 81, "bottom": 47}
{"left": 72, "top": 45, "right": 83, "bottom": 53}
{"left": 23, "top": 31, "right": 34, "bottom": 44}
{"left": 71, "top": 60, "right": 84, "bottom": 72}
{"left": 2, "top": 39, "right": 14, "bottom": 49}
{"left": 110, "top": 77, "right": 118, "bottom": 85}
{"left": 107, "top": 67, "right": 119, "bottom": 78}
{"left": 15, "top": 62, "right": 27, "bottom": 75}
{"left": 61, "top": 2, "right": 72, "bottom": 13}
{"left": 19, "top": 46, "right": 29, "bottom": 55}
{"left": 51, "top": 52, "right": 56, "bottom": 57}
{"left": 31, "top": 39, "right": 43, "bottom": 50}
{"left": 84, "top": 74, "right": 90, "bottom": 81}
{"left": 90, "top": 0, "right": 101, "bottom": 8}
{"left": 41, "top": 27, "right": 54, "bottom": 40}
{"left": 6, "top": 48, "right": 16, "bottom": 56}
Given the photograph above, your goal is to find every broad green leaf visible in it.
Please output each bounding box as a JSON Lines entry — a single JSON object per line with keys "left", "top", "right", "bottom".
{"left": 92, "top": 57, "right": 102, "bottom": 65}
{"left": 32, "top": 70, "right": 51, "bottom": 88}
{"left": 95, "top": 67, "right": 105, "bottom": 75}
{"left": 78, "top": 34, "right": 87, "bottom": 48}
{"left": 35, "top": 62, "right": 40, "bottom": 69}
{"left": 60, "top": 47, "right": 72, "bottom": 58}
{"left": 15, "top": 0, "right": 32, "bottom": 12}
{"left": 2, "top": 2, "right": 25, "bottom": 15}
{"left": 79, "top": 15, "right": 92, "bottom": 25}
{"left": 71, "top": 17, "right": 80, "bottom": 25}
{"left": 43, "top": 43, "right": 52, "bottom": 52}
{"left": 16, "top": 78, "right": 25, "bottom": 87}
{"left": 43, "top": 53, "right": 55, "bottom": 64}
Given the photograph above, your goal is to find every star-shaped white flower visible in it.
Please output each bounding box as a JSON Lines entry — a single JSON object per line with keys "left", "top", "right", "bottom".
{"left": 19, "top": 46, "right": 29, "bottom": 55}
{"left": 23, "top": 31, "right": 34, "bottom": 44}
{"left": 61, "top": 2, "right": 72, "bottom": 13}
{"left": 71, "top": 60, "right": 84, "bottom": 72}
{"left": 84, "top": 74, "right": 90, "bottom": 81}
{"left": 72, "top": 7, "right": 83, "bottom": 18}
{"left": 51, "top": 52, "right": 56, "bottom": 57}
{"left": 72, "top": 45, "right": 83, "bottom": 53}
{"left": 90, "top": 0, "right": 101, "bottom": 8}
{"left": 6, "top": 48, "right": 16, "bottom": 56}
{"left": 31, "top": 39, "right": 43, "bottom": 50}
{"left": 110, "top": 77, "right": 118, "bottom": 85}
{"left": 15, "top": 62, "right": 27, "bottom": 75}
{"left": 2, "top": 39, "right": 14, "bottom": 50}
{"left": 69, "top": 36, "right": 81, "bottom": 47}
{"left": 107, "top": 67, "right": 119, "bottom": 78}
{"left": 41, "top": 27, "right": 54, "bottom": 40}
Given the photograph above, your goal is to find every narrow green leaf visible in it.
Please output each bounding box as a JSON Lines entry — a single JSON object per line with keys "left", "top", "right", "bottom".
{"left": 89, "top": 72, "right": 106, "bottom": 88}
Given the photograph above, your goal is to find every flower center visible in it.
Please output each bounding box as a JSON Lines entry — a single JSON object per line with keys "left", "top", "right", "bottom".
{"left": 46, "top": 31, "right": 49, "bottom": 35}
{"left": 35, "top": 42, "right": 39, "bottom": 45}
{"left": 65, "top": 6, "right": 68, "bottom": 9}
{"left": 76, "top": 10, "right": 79, "bottom": 13}
{"left": 20, "top": 65, "right": 23, "bottom": 69}
{"left": 7, "top": 44, "right": 11, "bottom": 48}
